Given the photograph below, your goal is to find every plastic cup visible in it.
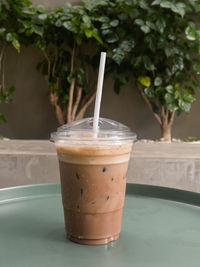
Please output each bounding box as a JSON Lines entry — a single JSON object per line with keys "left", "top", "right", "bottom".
{"left": 51, "top": 117, "right": 136, "bottom": 245}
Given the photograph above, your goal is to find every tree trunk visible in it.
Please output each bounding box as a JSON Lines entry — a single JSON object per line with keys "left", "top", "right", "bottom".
{"left": 160, "top": 106, "right": 175, "bottom": 142}
{"left": 161, "top": 124, "right": 172, "bottom": 141}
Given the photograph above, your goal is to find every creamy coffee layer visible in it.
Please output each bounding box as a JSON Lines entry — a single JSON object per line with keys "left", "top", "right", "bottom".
{"left": 57, "top": 152, "right": 130, "bottom": 165}
{"left": 56, "top": 142, "right": 132, "bottom": 165}
{"left": 56, "top": 142, "right": 132, "bottom": 156}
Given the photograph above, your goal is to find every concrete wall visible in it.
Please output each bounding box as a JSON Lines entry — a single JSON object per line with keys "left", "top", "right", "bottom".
{"left": 1, "top": 140, "right": 200, "bottom": 193}
{"left": 0, "top": 0, "right": 200, "bottom": 140}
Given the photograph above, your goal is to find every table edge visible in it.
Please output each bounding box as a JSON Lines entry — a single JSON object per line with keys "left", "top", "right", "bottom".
{"left": 0, "top": 183, "right": 199, "bottom": 206}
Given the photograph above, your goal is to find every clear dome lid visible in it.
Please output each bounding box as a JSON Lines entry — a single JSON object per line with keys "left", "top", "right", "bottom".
{"left": 50, "top": 117, "right": 136, "bottom": 143}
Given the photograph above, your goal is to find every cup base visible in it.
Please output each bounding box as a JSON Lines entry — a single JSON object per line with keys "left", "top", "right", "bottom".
{"left": 67, "top": 234, "right": 119, "bottom": 245}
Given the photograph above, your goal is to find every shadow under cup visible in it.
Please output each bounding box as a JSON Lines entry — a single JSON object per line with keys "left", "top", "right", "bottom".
{"left": 56, "top": 142, "right": 132, "bottom": 245}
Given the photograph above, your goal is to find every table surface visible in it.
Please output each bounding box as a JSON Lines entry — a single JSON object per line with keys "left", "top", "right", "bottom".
{"left": 0, "top": 183, "right": 200, "bottom": 267}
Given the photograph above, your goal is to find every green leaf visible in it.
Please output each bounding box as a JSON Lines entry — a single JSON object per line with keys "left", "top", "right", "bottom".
{"left": 63, "top": 21, "right": 76, "bottom": 32}
{"left": 143, "top": 56, "right": 156, "bottom": 71}
{"left": 112, "top": 48, "right": 125, "bottom": 65}
{"left": 171, "top": 3, "right": 186, "bottom": 17}
{"left": 174, "top": 91, "right": 180, "bottom": 99}
{"left": 98, "top": 16, "right": 109, "bottom": 23}
{"left": 6, "top": 33, "right": 13, "bottom": 42}
{"left": 6, "top": 33, "right": 20, "bottom": 52}
{"left": 12, "top": 39, "right": 20, "bottom": 52}
{"left": 92, "top": 29, "right": 103, "bottom": 44}
{"left": 156, "top": 18, "right": 166, "bottom": 33}
{"left": 165, "top": 85, "right": 174, "bottom": 94}
{"left": 112, "top": 40, "right": 135, "bottom": 65}
{"left": 167, "top": 103, "right": 178, "bottom": 112}
{"left": 168, "top": 34, "right": 176, "bottom": 40}
{"left": 101, "top": 22, "right": 111, "bottom": 30}
{"left": 128, "top": 9, "right": 139, "bottom": 19}
{"left": 178, "top": 99, "right": 191, "bottom": 112}
{"left": 37, "top": 5, "right": 45, "bottom": 13}
{"left": 154, "top": 77, "right": 162, "bottom": 86}
{"left": 23, "top": 8, "right": 36, "bottom": 15}
{"left": 165, "top": 93, "right": 174, "bottom": 103}
{"left": 144, "top": 87, "right": 155, "bottom": 98}
{"left": 139, "top": 0, "right": 149, "bottom": 9}
{"left": 152, "top": 0, "right": 162, "bottom": 5}
{"left": 110, "top": 20, "right": 119, "bottom": 27}
{"left": 134, "top": 19, "right": 144, "bottom": 26}
{"left": 183, "top": 92, "right": 195, "bottom": 103}
{"left": 82, "top": 15, "right": 91, "bottom": 27}
{"left": 84, "top": 29, "right": 93, "bottom": 38}
{"left": 105, "top": 33, "right": 119, "bottom": 43}
{"left": 174, "top": 56, "right": 184, "bottom": 70}
{"left": 38, "top": 13, "right": 48, "bottom": 20}
{"left": 141, "top": 25, "right": 150, "bottom": 33}
{"left": 183, "top": 87, "right": 195, "bottom": 102}
{"left": 102, "top": 29, "right": 112, "bottom": 35}
{"left": 21, "top": 20, "right": 32, "bottom": 29}
{"left": 34, "top": 37, "right": 45, "bottom": 50}
{"left": 120, "top": 40, "right": 135, "bottom": 52}
{"left": 185, "top": 25, "right": 196, "bottom": 40}
{"left": 160, "top": 1, "right": 172, "bottom": 8}
{"left": 32, "top": 25, "right": 43, "bottom": 37}
{"left": 146, "top": 21, "right": 156, "bottom": 31}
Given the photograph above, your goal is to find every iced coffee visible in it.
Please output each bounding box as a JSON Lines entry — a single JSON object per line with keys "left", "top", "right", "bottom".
{"left": 51, "top": 117, "right": 136, "bottom": 245}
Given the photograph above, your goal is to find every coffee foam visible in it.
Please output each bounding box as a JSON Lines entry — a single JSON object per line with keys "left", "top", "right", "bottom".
{"left": 56, "top": 142, "right": 132, "bottom": 165}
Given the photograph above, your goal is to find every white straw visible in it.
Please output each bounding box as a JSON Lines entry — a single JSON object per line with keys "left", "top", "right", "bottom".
{"left": 93, "top": 52, "right": 106, "bottom": 135}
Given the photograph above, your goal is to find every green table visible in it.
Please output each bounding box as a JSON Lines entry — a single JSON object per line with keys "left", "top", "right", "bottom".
{"left": 0, "top": 183, "right": 200, "bottom": 267}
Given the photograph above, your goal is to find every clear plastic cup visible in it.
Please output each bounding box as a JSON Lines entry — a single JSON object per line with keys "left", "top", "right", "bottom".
{"left": 51, "top": 117, "right": 136, "bottom": 245}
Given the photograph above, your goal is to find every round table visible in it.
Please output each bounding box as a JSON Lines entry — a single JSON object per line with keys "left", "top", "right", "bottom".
{"left": 0, "top": 183, "right": 200, "bottom": 267}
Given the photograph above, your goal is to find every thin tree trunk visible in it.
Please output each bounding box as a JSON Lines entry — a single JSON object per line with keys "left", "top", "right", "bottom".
{"left": 160, "top": 106, "right": 175, "bottom": 141}
{"left": 0, "top": 45, "right": 5, "bottom": 92}
{"left": 138, "top": 84, "right": 176, "bottom": 141}
{"left": 138, "top": 84, "right": 162, "bottom": 126}
{"left": 161, "top": 124, "right": 171, "bottom": 141}
{"left": 75, "top": 90, "right": 96, "bottom": 120}
{"left": 71, "top": 86, "right": 82, "bottom": 121}
{"left": 48, "top": 77, "right": 65, "bottom": 125}
{"left": 67, "top": 78, "right": 75, "bottom": 123}
{"left": 49, "top": 92, "right": 64, "bottom": 125}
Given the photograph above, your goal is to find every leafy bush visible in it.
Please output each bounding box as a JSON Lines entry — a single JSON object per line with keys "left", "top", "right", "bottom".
{"left": 88, "top": 0, "right": 200, "bottom": 140}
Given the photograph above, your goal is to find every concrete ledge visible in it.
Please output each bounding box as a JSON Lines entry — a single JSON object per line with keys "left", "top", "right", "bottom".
{"left": 0, "top": 140, "right": 200, "bottom": 193}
